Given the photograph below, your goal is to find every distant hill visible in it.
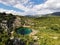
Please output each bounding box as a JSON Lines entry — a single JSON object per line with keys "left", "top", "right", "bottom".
{"left": 51, "top": 12, "right": 60, "bottom": 16}
{"left": 25, "top": 12, "right": 60, "bottom": 17}
{"left": 25, "top": 15, "right": 41, "bottom": 18}
{"left": 42, "top": 12, "right": 60, "bottom": 17}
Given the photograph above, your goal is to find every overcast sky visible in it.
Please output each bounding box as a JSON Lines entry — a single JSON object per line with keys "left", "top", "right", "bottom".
{"left": 0, "top": 0, "right": 60, "bottom": 15}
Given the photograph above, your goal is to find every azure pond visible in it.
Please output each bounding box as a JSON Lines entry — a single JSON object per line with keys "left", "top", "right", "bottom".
{"left": 16, "top": 27, "right": 32, "bottom": 35}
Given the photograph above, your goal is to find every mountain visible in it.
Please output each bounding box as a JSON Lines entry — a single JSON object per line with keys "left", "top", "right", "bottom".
{"left": 51, "top": 12, "right": 60, "bottom": 16}
{"left": 41, "top": 12, "right": 60, "bottom": 17}
{"left": 25, "top": 12, "right": 60, "bottom": 17}
{"left": 25, "top": 15, "right": 41, "bottom": 18}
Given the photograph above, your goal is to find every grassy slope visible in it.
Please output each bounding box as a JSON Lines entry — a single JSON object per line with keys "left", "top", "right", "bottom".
{"left": 31, "top": 16, "right": 60, "bottom": 45}
{"left": 18, "top": 16, "right": 60, "bottom": 45}
{"left": 0, "top": 14, "right": 60, "bottom": 45}
{"left": 19, "top": 16, "right": 60, "bottom": 45}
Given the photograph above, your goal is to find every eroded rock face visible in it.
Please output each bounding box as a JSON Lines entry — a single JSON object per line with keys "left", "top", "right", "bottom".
{"left": 0, "top": 13, "right": 24, "bottom": 35}
{"left": 7, "top": 15, "right": 16, "bottom": 32}
{"left": 5, "top": 38, "right": 26, "bottom": 45}
{"left": 0, "top": 13, "right": 31, "bottom": 34}
{"left": 13, "top": 16, "right": 21, "bottom": 29}
{"left": 0, "top": 13, "right": 16, "bottom": 35}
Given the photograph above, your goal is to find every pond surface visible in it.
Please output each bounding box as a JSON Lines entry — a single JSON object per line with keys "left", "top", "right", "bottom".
{"left": 16, "top": 27, "right": 32, "bottom": 35}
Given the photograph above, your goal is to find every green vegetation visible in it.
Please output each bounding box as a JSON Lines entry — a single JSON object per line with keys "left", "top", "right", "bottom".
{"left": 0, "top": 13, "right": 60, "bottom": 45}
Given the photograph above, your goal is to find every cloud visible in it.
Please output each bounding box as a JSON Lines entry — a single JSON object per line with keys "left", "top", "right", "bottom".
{"left": 0, "top": 8, "right": 25, "bottom": 16}
{"left": 0, "top": 0, "right": 60, "bottom": 15}
{"left": 0, "top": 0, "right": 33, "bottom": 11}
{"left": 30, "top": 0, "right": 60, "bottom": 15}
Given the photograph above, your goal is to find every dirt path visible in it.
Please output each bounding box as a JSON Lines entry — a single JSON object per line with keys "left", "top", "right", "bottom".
{"left": 30, "top": 29, "right": 38, "bottom": 36}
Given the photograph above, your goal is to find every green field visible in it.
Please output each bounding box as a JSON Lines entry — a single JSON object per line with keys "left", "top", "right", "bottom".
{"left": 0, "top": 14, "right": 60, "bottom": 45}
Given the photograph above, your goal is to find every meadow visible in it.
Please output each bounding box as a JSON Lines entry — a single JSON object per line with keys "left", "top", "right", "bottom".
{"left": 0, "top": 14, "right": 60, "bottom": 45}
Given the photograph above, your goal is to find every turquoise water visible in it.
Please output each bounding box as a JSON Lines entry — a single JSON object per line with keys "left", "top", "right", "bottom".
{"left": 16, "top": 27, "right": 32, "bottom": 35}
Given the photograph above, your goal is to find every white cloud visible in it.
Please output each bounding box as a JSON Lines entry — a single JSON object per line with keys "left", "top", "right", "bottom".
{"left": 29, "top": 0, "right": 60, "bottom": 15}
{"left": 0, "top": 0, "right": 60, "bottom": 15}
{"left": 0, "top": 8, "right": 25, "bottom": 16}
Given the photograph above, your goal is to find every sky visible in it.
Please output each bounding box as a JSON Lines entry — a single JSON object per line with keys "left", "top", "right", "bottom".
{"left": 0, "top": 0, "right": 60, "bottom": 15}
